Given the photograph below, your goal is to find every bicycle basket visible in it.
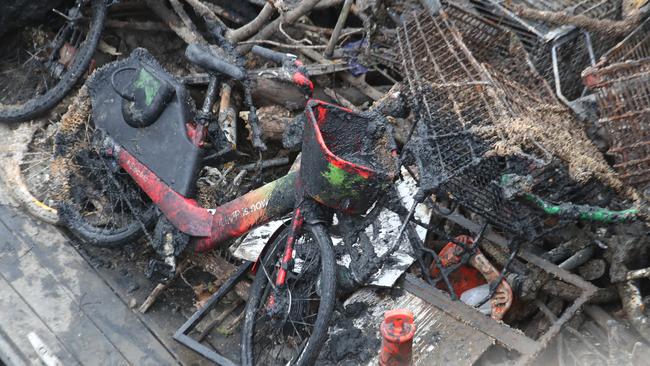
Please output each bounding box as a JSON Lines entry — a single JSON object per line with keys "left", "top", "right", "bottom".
{"left": 300, "top": 100, "right": 397, "bottom": 214}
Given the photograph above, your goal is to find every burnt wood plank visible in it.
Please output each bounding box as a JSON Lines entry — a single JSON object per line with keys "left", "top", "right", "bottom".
{"left": 345, "top": 287, "right": 494, "bottom": 365}
{"left": 403, "top": 274, "right": 538, "bottom": 354}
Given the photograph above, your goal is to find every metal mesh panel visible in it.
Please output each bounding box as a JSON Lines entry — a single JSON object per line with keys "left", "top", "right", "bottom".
{"left": 585, "top": 59, "right": 650, "bottom": 187}
{"left": 598, "top": 17, "right": 650, "bottom": 66}
{"left": 469, "top": 0, "right": 622, "bottom": 101}
{"left": 396, "top": 9, "right": 543, "bottom": 238}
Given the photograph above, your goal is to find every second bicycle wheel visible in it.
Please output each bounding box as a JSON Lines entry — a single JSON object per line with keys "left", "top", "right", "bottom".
{"left": 241, "top": 223, "right": 336, "bottom": 366}
{"left": 53, "top": 86, "right": 156, "bottom": 248}
{"left": 0, "top": 0, "right": 106, "bottom": 123}
{"left": 6, "top": 120, "right": 61, "bottom": 224}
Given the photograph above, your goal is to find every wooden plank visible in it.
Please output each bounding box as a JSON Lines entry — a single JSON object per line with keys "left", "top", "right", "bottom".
{"left": 0, "top": 249, "right": 130, "bottom": 365}
{"left": 0, "top": 205, "right": 32, "bottom": 264}
{"left": 0, "top": 328, "right": 28, "bottom": 366}
{"left": 0, "top": 276, "right": 78, "bottom": 366}
{"left": 345, "top": 288, "right": 493, "bottom": 365}
{"left": 87, "top": 254, "right": 225, "bottom": 366}
{"left": 0, "top": 196, "right": 182, "bottom": 365}
{"left": 403, "top": 274, "right": 538, "bottom": 354}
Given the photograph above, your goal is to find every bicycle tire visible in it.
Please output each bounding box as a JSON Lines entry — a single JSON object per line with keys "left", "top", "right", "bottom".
{"left": 241, "top": 223, "right": 336, "bottom": 366}
{"left": 4, "top": 122, "right": 60, "bottom": 225}
{"left": 59, "top": 202, "right": 157, "bottom": 248}
{"left": 52, "top": 86, "right": 156, "bottom": 248}
{"left": 0, "top": 0, "right": 107, "bottom": 123}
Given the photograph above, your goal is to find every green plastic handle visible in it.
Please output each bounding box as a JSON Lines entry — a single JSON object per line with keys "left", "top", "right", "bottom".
{"left": 523, "top": 193, "right": 638, "bottom": 223}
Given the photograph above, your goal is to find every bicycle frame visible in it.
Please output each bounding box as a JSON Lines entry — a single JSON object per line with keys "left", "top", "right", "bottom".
{"left": 111, "top": 140, "right": 298, "bottom": 252}
{"left": 109, "top": 98, "right": 396, "bottom": 255}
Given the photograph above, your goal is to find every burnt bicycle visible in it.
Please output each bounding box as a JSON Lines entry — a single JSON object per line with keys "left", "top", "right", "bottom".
{"left": 53, "top": 42, "right": 398, "bottom": 365}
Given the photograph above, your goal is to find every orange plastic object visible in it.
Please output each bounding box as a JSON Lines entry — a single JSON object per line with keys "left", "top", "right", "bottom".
{"left": 429, "top": 235, "right": 513, "bottom": 320}
{"left": 430, "top": 235, "right": 486, "bottom": 297}
{"left": 380, "top": 309, "right": 416, "bottom": 366}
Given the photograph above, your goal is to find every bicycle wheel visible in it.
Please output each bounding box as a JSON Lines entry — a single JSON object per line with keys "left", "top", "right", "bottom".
{"left": 0, "top": 0, "right": 106, "bottom": 123}
{"left": 241, "top": 223, "right": 336, "bottom": 366}
{"left": 53, "top": 86, "right": 156, "bottom": 248}
{"left": 5, "top": 120, "right": 60, "bottom": 224}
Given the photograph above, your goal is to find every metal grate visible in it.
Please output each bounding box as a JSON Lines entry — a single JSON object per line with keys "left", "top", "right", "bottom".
{"left": 469, "top": 0, "right": 622, "bottom": 102}
{"left": 597, "top": 16, "right": 650, "bottom": 67}
{"left": 396, "top": 9, "right": 542, "bottom": 239}
{"left": 583, "top": 59, "right": 650, "bottom": 187}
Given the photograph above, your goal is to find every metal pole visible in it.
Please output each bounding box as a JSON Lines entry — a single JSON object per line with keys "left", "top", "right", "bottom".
{"left": 324, "top": 0, "right": 354, "bottom": 58}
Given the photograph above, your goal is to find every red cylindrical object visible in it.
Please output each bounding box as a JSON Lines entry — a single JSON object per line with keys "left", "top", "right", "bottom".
{"left": 380, "top": 309, "right": 416, "bottom": 366}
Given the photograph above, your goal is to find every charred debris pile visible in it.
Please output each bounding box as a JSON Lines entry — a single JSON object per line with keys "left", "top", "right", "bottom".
{"left": 2, "top": 0, "right": 650, "bottom": 364}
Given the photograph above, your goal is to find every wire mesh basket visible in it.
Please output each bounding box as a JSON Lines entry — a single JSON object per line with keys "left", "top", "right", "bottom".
{"left": 583, "top": 59, "right": 650, "bottom": 188}
{"left": 469, "top": 0, "right": 623, "bottom": 103}
{"left": 597, "top": 16, "right": 650, "bottom": 67}
{"left": 396, "top": 8, "right": 542, "bottom": 239}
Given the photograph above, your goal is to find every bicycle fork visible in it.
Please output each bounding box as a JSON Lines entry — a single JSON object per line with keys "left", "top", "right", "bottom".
{"left": 275, "top": 208, "right": 305, "bottom": 286}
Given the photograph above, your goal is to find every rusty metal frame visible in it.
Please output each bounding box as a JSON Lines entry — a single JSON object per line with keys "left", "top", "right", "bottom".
{"left": 404, "top": 209, "right": 597, "bottom": 365}
{"left": 582, "top": 59, "right": 650, "bottom": 187}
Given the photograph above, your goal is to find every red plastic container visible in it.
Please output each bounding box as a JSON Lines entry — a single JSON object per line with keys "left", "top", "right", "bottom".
{"left": 380, "top": 309, "right": 416, "bottom": 366}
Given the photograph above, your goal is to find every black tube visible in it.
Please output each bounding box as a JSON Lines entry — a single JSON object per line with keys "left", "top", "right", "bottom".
{"left": 185, "top": 43, "right": 245, "bottom": 80}
{"left": 251, "top": 45, "right": 295, "bottom": 64}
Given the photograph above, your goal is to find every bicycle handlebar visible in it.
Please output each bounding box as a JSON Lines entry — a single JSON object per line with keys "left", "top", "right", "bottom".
{"left": 185, "top": 43, "right": 245, "bottom": 81}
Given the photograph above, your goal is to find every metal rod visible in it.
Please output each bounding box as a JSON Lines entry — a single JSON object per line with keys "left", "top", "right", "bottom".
{"left": 239, "top": 157, "right": 290, "bottom": 172}
{"left": 558, "top": 245, "right": 595, "bottom": 271}
{"left": 324, "top": 0, "right": 354, "bottom": 58}
{"left": 173, "top": 261, "right": 252, "bottom": 365}
{"left": 201, "top": 75, "right": 220, "bottom": 117}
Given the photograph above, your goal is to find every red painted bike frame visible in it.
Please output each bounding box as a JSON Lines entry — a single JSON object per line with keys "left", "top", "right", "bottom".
{"left": 113, "top": 143, "right": 297, "bottom": 253}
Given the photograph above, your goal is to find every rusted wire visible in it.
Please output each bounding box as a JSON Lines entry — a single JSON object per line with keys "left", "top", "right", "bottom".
{"left": 583, "top": 58, "right": 650, "bottom": 187}
{"left": 597, "top": 16, "right": 650, "bottom": 67}
{"left": 470, "top": 0, "right": 623, "bottom": 101}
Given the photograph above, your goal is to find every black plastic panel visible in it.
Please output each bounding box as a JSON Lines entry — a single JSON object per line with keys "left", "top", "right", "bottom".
{"left": 88, "top": 48, "right": 201, "bottom": 197}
